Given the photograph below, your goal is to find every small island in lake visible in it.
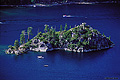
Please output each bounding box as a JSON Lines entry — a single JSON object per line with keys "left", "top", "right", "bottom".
{"left": 6, "top": 23, "right": 114, "bottom": 55}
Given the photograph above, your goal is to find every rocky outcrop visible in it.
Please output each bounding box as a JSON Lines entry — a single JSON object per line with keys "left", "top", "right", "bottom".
{"left": 6, "top": 44, "right": 29, "bottom": 55}
{"left": 30, "top": 39, "right": 53, "bottom": 52}
{"left": 6, "top": 48, "right": 22, "bottom": 55}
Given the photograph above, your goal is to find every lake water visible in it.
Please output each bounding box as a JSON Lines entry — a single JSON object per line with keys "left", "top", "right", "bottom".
{"left": 0, "top": 4, "right": 120, "bottom": 80}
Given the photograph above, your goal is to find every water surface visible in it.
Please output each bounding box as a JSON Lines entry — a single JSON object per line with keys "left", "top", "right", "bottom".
{"left": 0, "top": 4, "right": 120, "bottom": 80}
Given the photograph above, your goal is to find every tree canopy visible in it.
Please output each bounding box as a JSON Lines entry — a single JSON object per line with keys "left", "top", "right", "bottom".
{"left": 20, "top": 30, "right": 26, "bottom": 44}
{"left": 27, "top": 27, "right": 33, "bottom": 41}
{"left": 14, "top": 40, "right": 19, "bottom": 50}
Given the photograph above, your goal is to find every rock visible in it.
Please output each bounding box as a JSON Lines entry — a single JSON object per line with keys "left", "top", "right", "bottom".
{"left": 6, "top": 48, "right": 12, "bottom": 54}
{"left": 14, "top": 50, "right": 21, "bottom": 55}
{"left": 78, "top": 47, "right": 83, "bottom": 52}
{"left": 11, "top": 51, "right": 14, "bottom": 54}
{"left": 32, "top": 39, "right": 40, "bottom": 45}
{"left": 29, "top": 41, "right": 54, "bottom": 52}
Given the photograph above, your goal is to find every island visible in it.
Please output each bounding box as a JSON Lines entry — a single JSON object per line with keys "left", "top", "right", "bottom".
{"left": 5, "top": 23, "right": 114, "bottom": 55}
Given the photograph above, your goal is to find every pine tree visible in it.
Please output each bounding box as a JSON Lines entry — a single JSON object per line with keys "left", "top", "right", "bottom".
{"left": 27, "top": 27, "right": 33, "bottom": 41}
{"left": 60, "top": 25, "right": 62, "bottom": 32}
{"left": 14, "top": 40, "right": 19, "bottom": 50}
{"left": 102, "top": 33, "right": 106, "bottom": 37}
{"left": 64, "top": 23, "right": 67, "bottom": 31}
{"left": 20, "top": 30, "right": 25, "bottom": 44}
{"left": 69, "top": 25, "right": 71, "bottom": 29}
{"left": 108, "top": 36, "right": 111, "bottom": 40}
{"left": 44, "top": 24, "right": 49, "bottom": 33}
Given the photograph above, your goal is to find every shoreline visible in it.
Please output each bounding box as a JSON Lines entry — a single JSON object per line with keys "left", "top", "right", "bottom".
{"left": 53, "top": 43, "right": 114, "bottom": 53}
{"left": 5, "top": 42, "right": 114, "bottom": 55}
{"left": 0, "top": 2, "right": 119, "bottom": 8}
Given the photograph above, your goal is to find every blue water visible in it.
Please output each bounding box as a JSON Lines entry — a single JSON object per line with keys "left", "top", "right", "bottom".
{"left": 0, "top": 4, "right": 120, "bottom": 80}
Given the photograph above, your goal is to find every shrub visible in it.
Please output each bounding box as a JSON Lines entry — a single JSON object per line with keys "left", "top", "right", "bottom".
{"left": 39, "top": 37, "right": 44, "bottom": 41}
{"left": 8, "top": 45, "right": 12, "bottom": 48}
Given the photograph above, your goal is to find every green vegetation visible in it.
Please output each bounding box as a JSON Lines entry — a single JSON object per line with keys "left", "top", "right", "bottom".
{"left": 34, "top": 23, "right": 103, "bottom": 50}
{"left": 8, "top": 45, "right": 12, "bottom": 49}
{"left": 27, "top": 27, "right": 33, "bottom": 41}
{"left": 19, "top": 27, "right": 33, "bottom": 45}
{"left": 7, "top": 23, "right": 114, "bottom": 55}
{"left": 108, "top": 36, "right": 111, "bottom": 40}
{"left": 8, "top": 45, "right": 14, "bottom": 50}
{"left": 68, "top": 44, "right": 76, "bottom": 51}
{"left": 64, "top": 23, "right": 67, "bottom": 31}
{"left": 14, "top": 40, "right": 19, "bottom": 50}
{"left": 20, "top": 30, "right": 26, "bottom": 44}
{"left": 44, "top": 24, "right": 49, "bottom": 33}
{"left": 69, "top": 25, "right": 71, "bottom": 29}
{"left": 102, "top": 33, "right": 106, "bottom": 37}
{"left": 60, "top": 25, "right": 63, "bottom": 32}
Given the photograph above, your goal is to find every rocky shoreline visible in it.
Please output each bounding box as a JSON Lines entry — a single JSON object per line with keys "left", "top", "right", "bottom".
{"left": 5, "top": 23, "right": 114, "bottom": 55}
{"left": 5, "top": 44, "right": 114, "bottom": 55}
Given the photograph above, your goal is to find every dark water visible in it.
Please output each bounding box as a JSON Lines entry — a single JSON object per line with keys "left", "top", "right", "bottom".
{"left": 0, "top": 4, "right": 120, "bottom": 80}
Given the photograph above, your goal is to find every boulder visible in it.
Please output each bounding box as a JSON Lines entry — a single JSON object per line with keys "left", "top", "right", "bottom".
{"left": 14, "top": 50, "right": 21, "bottom": 55}
{"left": 6, "top": 48, "right": 12, "bottom": 54}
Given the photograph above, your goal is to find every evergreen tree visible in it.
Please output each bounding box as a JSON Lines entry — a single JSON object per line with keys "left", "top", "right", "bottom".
{"left": 27, "top": 27, "right": 33, "bottom": 41}
{"left": 102, "top": 33, "right": 106, "bottom": 37}
{"left": 108, "top": 36, "right": 111, "bottom": 40}
{"left": 14, "top": 40, "right": 19, "bottom": 50}
{"left": 64, "top": 23, "right": 67, "bottom": 31}
{"left": 52, "top": 28, "right": 55, "bottom": 38}
{"left": 60, "top": 25, "right": 63, "bottom": 32}
{"left": 44, "top": 24, "right": 49, "bottom": 33}
{"left": 20, "top": 30, "right": 25, "bottom": 44}
{"left": 49, "top": 27, "right": 53, "bottom": 35}
{"left": 69, "top": 25, "right": 71, "bottom": 29}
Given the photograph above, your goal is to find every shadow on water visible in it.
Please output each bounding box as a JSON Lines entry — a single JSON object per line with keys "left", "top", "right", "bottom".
{"left": 13, "top": 54, "right": 25, "bottom": 61}
{"left": 46, "top": 49, "right": 108, "bottom": 61}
